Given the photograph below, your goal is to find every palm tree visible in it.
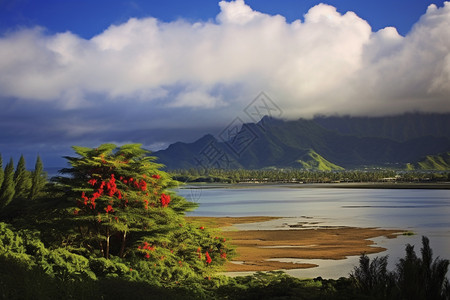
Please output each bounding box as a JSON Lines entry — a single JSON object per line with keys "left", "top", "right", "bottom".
{"left": 396, "top": 236, "right": 449, "bottom": 300}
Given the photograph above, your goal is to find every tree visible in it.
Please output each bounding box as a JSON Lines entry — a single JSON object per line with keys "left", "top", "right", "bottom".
{"left": 14, "top": 155, "right": 32, "bottom": 201}
{"left": 56, "top": 144, "right": 233, "bottom": 282}
{"left": 0, "top": 158, "right": 15, "bottom": 208}
{"left": 396, "top": 236, "right": 449, "bottom": 300}
{"left": 350, "top": 254, "right": 395, "bottom": 298}
{"left": 28, "top": 155, "right": 47, "bottom": 201}
{"left": 352, "top": 236, "right": 450, "bottom": 299}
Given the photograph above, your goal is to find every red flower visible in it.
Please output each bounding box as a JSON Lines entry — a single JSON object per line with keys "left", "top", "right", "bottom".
{"left": 139, "top": 179, "right": 147, "bottom": 191}
{"left": 199, "top": 226, "right": 204, "bottom": 230}
{"left": 105, "top": 205, "right": 114, "bottom": 214}
{"left": 88, "top": 178, "right": 97, "bottom": 186}
{"left": 81, "top": 192, "right": 89, "bottom": 205}
{"left": 220, "top": 252, "right": 227, "bottom": 259}
{"left": 152, "top": 174, "right": 161, "bottom": 179}
{"left": 73, "top": 209, "right": 79, "bottom": 215}
{"left": 160, "top": 193, "right": 171, "bottom": 208}
{"left": 205, "top": 251, "right": 212, "bottom": 264}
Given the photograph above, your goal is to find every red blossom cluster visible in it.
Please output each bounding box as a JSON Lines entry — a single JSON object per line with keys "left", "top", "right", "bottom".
{"left": 138, "top": 241, "right": 156, "bottom": 259}
{"left": 105, "top": 205, "right": 114, "bottom": 214}
{"left": 138, "top": 241, "right": 156, "bottom": 251}
{"left": 80, "top": 174, "right": 122, "bottom": 210}
{"left": 160, "top": 193, "right": 171, "bottom": 208}
{"left": 205, "top": 251, "right": 212, "bottom": 264}
{"left": 119, "top": 176, "right": 148, "bottom": 192}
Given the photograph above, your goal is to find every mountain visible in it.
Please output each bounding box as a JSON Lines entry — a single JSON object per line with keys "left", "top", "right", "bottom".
{"left": 153, "top": 113, "right": 450, "bottom": 170}
{"left": 314, "top": 113, "right": 450, "bottom": 141}
{"left": 406, "top": 152, "right": 450, "bottom": 171}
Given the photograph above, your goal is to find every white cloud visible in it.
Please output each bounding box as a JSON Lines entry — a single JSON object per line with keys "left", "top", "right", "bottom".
{"left": 0, "top": 0, "right": 449, "bottom": 123}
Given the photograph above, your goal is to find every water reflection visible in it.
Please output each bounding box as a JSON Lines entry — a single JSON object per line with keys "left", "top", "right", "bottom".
{"left": 176, "top": 186, "right": 450, "bottom": 278}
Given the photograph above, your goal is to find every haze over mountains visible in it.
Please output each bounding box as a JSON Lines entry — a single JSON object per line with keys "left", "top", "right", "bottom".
{"left": 153, "top": 113, "right": 450, "bottom": 170}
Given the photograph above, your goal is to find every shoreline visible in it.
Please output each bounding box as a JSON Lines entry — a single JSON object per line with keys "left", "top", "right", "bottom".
{"left": 186, "top": 216, "right": 405, "bottom": 273}
{"left": 181, "top": 182, "right": 450, "bottom": 190}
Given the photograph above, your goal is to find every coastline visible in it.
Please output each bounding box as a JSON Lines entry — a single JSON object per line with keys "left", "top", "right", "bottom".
{"left": 186, "top": 216, "right": 405, "bottom": 273}
{"left": 182, "top": 182, "right": 450, "bottom": 190}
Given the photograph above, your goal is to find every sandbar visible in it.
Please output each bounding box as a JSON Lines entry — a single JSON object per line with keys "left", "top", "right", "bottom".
{"left": 186, "top": 216, "right": 403, "bottom": 272}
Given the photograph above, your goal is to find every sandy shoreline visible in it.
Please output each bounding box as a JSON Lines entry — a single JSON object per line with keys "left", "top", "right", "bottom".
{"left": 186, "top": 216, "right": 404, "bottom": 272}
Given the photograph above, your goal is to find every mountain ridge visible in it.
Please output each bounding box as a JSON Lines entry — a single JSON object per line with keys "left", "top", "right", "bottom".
{"left": 153, "top": 113, "right": 450, "bottom": 170}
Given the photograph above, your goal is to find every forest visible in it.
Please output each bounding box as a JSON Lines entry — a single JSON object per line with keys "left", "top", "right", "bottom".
{"left": 170, "top": 168, "right": 450, "bottom": 184}
{"left": 0, "top": 145, "right": 449, "bottom": 299}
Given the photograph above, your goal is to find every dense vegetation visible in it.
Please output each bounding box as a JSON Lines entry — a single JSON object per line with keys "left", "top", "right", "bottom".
{"left": 0, "top": 147, "right": 449, "bottom": 299}
{"left": 0, "top": 145, "right": 231, "bottom": 298}
{"left": 171, "top": 168, "right": 450, "bottom": 184}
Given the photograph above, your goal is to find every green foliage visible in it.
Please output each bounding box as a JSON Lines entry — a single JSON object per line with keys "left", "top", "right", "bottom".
{"left": 51, "top": 143, "right": 233, "bottom": 284}
{"left": 396, "top": 236, "right": 450, "bottom": 300}
{"left": 216, "top": 272, "right": 360, "bottom": 300}
{"left": 350, "top": 255, "right": 395, "bottom": 299}
{"left": 1, "top": 219, "right": 449, "bottom": 299}
{"left": 29, "top": 155, "right": 47, "bottom": 201}
{"left": 0, "top": 158, "right": 15, "bottom": 209}
{"left": 13, "top": 155, "right": 32, "bottom": 201}
{"left": 0, "top": 222, "right": 95, "bottom": 281}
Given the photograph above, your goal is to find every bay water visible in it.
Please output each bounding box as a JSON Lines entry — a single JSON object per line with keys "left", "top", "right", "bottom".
{"left": 175, "top": 184, "right": 450, "bottom": 279}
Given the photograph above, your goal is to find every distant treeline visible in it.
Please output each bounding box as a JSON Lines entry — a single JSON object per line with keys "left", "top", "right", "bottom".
{"left": 0, "top": 153, "right": 47, "bottom": 210}
{"left": 170, "top": 168, "right": 450, "bottom": 184}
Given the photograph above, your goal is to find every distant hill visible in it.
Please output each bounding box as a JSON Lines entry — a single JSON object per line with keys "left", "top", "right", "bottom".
{"left": 406, "top": 152, "right": 450, "bottom": 171}
{"left": 294, "top": 149, "right": 344, "bottom": 171}
{"left": 153, "top": 113, "right": 450, "bottom": 170}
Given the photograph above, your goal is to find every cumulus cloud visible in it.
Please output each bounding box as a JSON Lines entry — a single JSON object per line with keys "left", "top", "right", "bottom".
{"left": 0, "top": 0, "right": 449, "bottom": 156}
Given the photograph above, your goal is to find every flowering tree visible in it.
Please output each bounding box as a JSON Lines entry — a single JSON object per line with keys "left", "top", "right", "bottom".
{"left": 57, "top": 144, "right": 232, "bottom": 281}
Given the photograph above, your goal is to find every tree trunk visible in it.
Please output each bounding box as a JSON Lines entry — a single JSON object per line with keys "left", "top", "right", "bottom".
{"left": 119, "top": 231, "right": 127, "bottom": 258}
{"left": 105, "top": 228, "right": 110, "bottom": 259}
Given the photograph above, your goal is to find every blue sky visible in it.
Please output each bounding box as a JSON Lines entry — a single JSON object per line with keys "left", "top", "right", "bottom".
{"left": 0, "top": 0, "right": 445, "bottom": 37}
{"left": 0, "top": 0, "right": 449, "bottom": 168}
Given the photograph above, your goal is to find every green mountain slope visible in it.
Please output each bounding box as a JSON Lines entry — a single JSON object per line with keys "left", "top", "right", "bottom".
{"left": 406, "top": 152, "right": 450, "bottom": 170}
{"left": 295, "top": 149, "right": 344, "bottom": 171}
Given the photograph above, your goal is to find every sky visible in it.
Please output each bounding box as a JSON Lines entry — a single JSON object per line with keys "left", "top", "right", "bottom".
{"left": 0, "top": 0, "right": 449, "bottom": 168}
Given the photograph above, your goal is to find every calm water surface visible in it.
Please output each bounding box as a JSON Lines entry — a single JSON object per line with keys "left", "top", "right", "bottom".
{"left": 176, "top": 185, "right": 450, "bottom": 278}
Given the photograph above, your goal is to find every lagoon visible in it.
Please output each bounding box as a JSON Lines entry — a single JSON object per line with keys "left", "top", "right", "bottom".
{"left": 176, "top": 184, "right": 450, "bottom": 278}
